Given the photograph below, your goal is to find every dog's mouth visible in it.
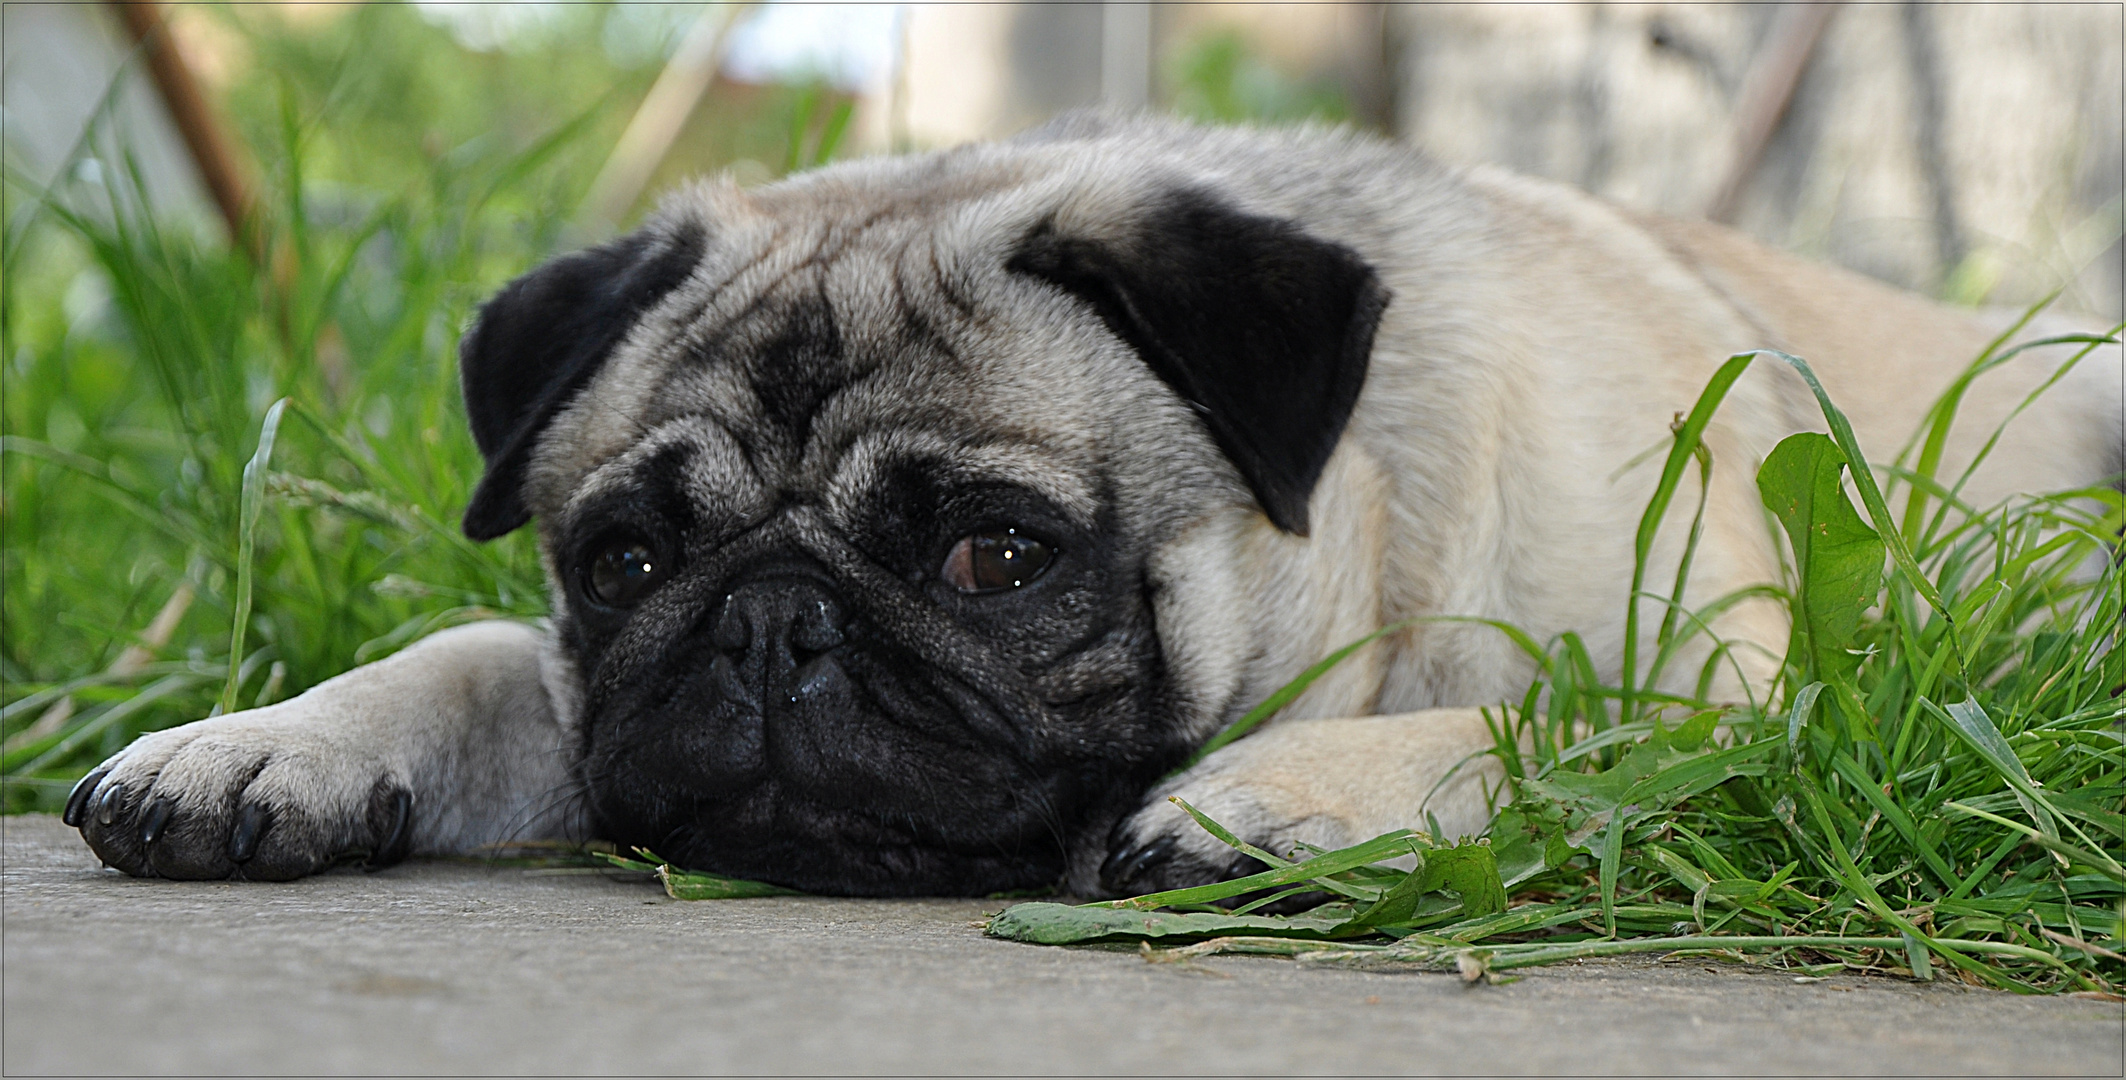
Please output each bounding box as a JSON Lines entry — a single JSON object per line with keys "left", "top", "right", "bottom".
{"left": 574, "top": 576, "right": 1081, "bottom": 895}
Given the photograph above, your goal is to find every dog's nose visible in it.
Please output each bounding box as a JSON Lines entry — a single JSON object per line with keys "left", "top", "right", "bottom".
{"left": 714, "top": 578, "right": 848, "bottom": 674}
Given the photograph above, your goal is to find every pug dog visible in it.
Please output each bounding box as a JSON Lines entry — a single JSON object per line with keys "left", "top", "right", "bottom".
{"left": 67, "top": 115, "right": 2122, "bottom": 896}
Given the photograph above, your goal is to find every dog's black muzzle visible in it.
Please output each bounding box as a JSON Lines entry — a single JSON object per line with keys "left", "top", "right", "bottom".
{"left": 575, "top": 548, "right": 1072, "bottom": 895}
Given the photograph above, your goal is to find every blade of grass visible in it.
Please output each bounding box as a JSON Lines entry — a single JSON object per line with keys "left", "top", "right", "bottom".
{"left": 1926, "top": 697, "right": 2064, "bottom": 850}
{"left": 220, "top": 398, "right": 289, "bottom": 715}
{"left": 1828, "top": 750, "right": 1957, "bottom": 888}
{"left": 1924, "top": 329, "right": 2122, "bottom": 548}
{"left": 1167, "top": 796, "right": 1378, "bottom": 902}
{"left": 1620, "top": 351, "right": 1758, "bottom": 725}
{"left": 1090, "top": 828, "right": 1422, "bottom": 912}
{"left": 809, "top": 98, "right": 856, "bottom": 167}
{"left": 10, "top": 674, "right": 205, "bottom": 774}
{"left": 1185, "top": 616, "right": 1426, "bottom": 767}
{"left": 1795, "top": 783, "right": 2031, "bottom": 992}
{"left": 1895, "top": 293, "right": 2059, "bottom": 544}
{"left": 1941, "top": 801, "right": 2122, "bottom": 880}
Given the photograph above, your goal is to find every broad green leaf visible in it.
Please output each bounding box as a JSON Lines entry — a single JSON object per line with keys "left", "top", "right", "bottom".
{"left": 1762, "top": 352, "right": 1947, "bottom": 621}
{"left": 1432, "top": 900, "right": 1591, "bottom": 942}
{"left": 1757, "top": 432, "right": 1885, "bottom": 685}
{"left": 1664, "top": 709, "right": 1718, "bottom": 752}
{"left": 1484, "top": 807, "right": 1571, "bottom": 889}
{"left": 1416, "top": 842, "right": 1506, "bottom": 918}
{"left": 1347, "top": 840, "right": 1506, "bottom": 929}
{"left": 1345, "top": 846, "right": 1432, "bottom": 927}
{"left": 1515, "top": 727, "right": 1779, "bottom": 933}
{"left": 1523, "top": 738, "right": 1663, "bottom": 824}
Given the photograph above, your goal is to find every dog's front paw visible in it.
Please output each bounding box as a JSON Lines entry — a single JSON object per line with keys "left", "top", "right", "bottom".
{"left": 1095, "top": 710, "right": 1506, "bottom": 898}
{"left": 1097, "top": 757, "right": 1353, "bottom": 897}
{"left": 64, "top": 708, "right": 413, "bottom": 881}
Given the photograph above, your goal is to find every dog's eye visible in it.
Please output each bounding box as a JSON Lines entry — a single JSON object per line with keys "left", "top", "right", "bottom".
{"left": 585, "top": 537, "right": 667, "bottom": 608}
{"left": 942, "top": 528, "right": 1053, "bottom": 593}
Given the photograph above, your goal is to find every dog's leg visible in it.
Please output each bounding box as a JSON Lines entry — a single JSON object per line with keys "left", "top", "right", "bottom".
{"left": 1094, "top": 708, "right": 1507, "bottom": 896}
{"left": 67, "top": 621, "right": 579, "bottom": 880}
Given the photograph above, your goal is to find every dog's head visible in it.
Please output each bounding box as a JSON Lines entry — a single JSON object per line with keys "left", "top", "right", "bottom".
{"left": 457, "top": 145, "right": 1387, "bottom": 895}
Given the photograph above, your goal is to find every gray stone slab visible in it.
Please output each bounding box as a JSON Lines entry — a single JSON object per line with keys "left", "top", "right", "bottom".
{"left": 3, "top": 813, "right": 2119, "bottom": 1075}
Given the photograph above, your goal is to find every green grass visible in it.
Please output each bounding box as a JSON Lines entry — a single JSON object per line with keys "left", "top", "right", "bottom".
{"left": 990, "top": 332, "right": 2125, "bottom": 995}
{"left": 1164, "top": 29, "right": 1354, "bottom": 127}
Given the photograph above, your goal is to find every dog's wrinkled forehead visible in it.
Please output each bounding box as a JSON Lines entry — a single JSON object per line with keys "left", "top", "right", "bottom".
{"left": 463, "top": 139, "right": 1385, "bottom": 546}
{"left": 523, "top": 191, "right": 1118, "bottom": 537}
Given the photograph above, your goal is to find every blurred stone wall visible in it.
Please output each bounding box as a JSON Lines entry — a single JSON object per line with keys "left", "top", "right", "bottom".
{"left": 1394, "top": 3, "right": 2124, "bottom": 319}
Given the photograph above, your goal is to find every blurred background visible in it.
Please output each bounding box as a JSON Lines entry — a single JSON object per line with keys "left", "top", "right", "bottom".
{"left": 13, "top": 2, "right": 2119, "bottom": 310}
{"left": 1, "top": 2, "right": 2119, "bottom": 810}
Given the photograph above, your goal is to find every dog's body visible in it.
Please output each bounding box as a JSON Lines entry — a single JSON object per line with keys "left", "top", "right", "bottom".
{"left": 70, "top": 117, "right": 2121, "bottom": 895}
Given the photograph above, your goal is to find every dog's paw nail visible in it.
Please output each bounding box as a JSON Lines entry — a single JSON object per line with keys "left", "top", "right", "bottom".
{"left": 229, "top": 803, "right": 269, "bottom": 863}
{"left": 138, "top": 797, "right": 174, "bottom": 845}
{"left": 63, "top": 769, "right": 109, "bottom": 827}
{"left": 1100, "top": 833, "right": 1177, "bottom": 894}
{"left": 364, "top": 786, "right": 414, "bottom": 871}
{"left": 95, "top": 782, "right": 126, "bottom": 827}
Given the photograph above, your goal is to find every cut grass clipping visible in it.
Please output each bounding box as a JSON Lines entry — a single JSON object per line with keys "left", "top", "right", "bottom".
{"left": 986, "top": 338, "right": 2123, "bottom": 994}
{"left": 596, "top": 848, "right": 799, "bottom": 901}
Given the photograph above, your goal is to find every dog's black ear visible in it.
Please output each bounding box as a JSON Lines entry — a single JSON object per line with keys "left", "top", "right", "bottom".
{"left": 1007, "top": 191, "right": 1388, "bottom": 535}
{"left": 458, "top": 223, "right": 706, "bottom": 540}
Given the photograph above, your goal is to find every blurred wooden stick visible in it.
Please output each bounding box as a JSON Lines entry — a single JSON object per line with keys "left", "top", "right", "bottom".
{"left": 578, "top": 2, "right": 754, "bottom": 235}
{"left": 105, "top": 0, "right": 258, "bottom": 259}
{"left": 109, "top": 583, "right": 196, "bottom": 678}
{"left": 1706, "top": 3, "right": 1841, "bottom": 224}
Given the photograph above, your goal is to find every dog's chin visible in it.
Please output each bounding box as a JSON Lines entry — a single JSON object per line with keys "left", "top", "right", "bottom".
{"left": 578, "top": 673, "right": 1078, "bottom": 895}
{"left": 586, "top": 773, "right": 1071, "bottom": 896}
{"left": 608, "top": 790, "right": 1068, "bottom": 896}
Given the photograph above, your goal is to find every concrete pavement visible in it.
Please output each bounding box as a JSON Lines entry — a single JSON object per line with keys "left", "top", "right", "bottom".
{"left": 3, "top": 813, "right": 2119, "bottom": 1075}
